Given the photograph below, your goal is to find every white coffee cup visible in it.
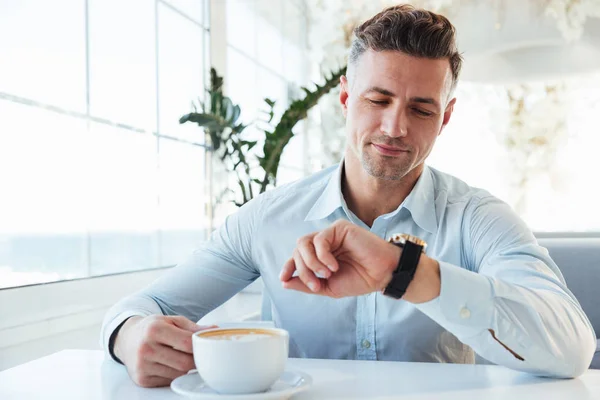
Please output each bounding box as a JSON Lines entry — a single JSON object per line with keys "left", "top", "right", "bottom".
{"left": 192, "top": 327, "right": 289, "bottom": 394}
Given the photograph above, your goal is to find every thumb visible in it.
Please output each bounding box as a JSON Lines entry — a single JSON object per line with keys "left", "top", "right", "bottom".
{"left": 169, "top": 316, "right": 216, "bottom": 332}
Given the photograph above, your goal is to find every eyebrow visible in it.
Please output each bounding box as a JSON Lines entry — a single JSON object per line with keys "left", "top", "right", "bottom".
{"left": 364, "top": 86, "right": 396, "bottom": 97}
{"left": 363, "top": 87, "right": 440, "bottom": 109}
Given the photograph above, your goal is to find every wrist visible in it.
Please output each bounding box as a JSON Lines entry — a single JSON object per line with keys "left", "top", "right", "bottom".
{"left": 402, "top": 255, "right": 441, "bottom": 304}
{"left": 113, "top": 316, "right": 143, "bottom": 363}
{"left": 379, "top": 242, "right": 402, "bottom": 291}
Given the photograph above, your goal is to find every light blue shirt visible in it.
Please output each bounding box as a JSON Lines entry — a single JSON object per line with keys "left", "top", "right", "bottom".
{"left": 102, "top": 162, "right": 596, "bottom": 377}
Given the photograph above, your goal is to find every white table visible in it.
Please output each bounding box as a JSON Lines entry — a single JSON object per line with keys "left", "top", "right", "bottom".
{"left": 1, "top": 350, "right": 599, "bottom": 399}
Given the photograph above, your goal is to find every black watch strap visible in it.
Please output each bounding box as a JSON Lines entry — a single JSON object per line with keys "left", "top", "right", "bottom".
{"left": 383, "top": 240, "right": 423, "bottom": 299}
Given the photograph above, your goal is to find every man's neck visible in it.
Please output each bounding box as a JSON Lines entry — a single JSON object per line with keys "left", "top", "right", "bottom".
{"left": 342, "top": 157, "right": 423, "bottom": 228}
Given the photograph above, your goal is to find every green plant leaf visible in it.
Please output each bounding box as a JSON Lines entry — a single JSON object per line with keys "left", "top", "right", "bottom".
{"left": 209, "top": 130, "right": 221, "bottom": 151}
{"left": 231, "top": 105, "right": 241, "bottom": 124}
{"left": 256, "top": 65, "right": 347, "bottom": 193}
{"left": 179, "top": 113, "right": 222, "bottom": 128}
{"left": 242, "top": 140, "right": 257, "bottom": 150}
{"left": 232, "top": 123, "right": 246, "bottom": 134}
{"left": 210, "top": 67, "right": 223, "bottom": 93}
{"left": 222, "top": 97, "right": 234, "bottom": 120}
{"left": 180, "top": 65, "right": 347, "bottom": 207}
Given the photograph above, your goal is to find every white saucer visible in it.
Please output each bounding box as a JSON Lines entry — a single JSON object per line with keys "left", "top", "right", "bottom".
{"left": 170, "top": 370, "right": 312, "bottom": 399}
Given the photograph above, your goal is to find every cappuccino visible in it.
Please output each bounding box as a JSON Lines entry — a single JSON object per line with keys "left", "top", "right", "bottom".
{"left": 192, "top": 327, "right": 289, "bottom": 394}
{"left": 197, "top": 328, "right": 278, "bottom": 341}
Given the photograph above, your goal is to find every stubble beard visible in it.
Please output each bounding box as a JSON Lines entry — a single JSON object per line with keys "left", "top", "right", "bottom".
{"left": 361, "top": 145, "right": 413, "bottom": 181}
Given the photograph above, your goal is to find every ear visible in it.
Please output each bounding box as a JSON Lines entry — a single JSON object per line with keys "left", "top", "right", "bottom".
{"left": 440, "top": 97, "right": 456, "bottom": 135}
{"left": 339, "top": 75, "right": 350, "bottom": 118}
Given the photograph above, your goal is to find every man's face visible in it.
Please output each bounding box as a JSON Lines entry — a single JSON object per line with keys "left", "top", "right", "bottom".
{"left": 340, "top": 49, "right": 456, "bottom": 181}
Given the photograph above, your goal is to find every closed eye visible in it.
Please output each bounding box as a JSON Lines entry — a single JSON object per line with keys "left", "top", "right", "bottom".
{"left": 413, "top": 108, "right": 433, "bottom": 117}
{"left": 368, "top": 99, "right": 389, "bottom": 106}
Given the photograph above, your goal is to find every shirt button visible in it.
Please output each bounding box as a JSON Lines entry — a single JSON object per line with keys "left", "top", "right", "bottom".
{"left": 362, "top": 339, "right": 371, "bottom": 349}
{"left": 460, "top": 307, "right": 471, "bottom": 319}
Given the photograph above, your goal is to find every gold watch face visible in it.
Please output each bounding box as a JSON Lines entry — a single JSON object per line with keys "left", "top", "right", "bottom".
{"left": 388, "top": 233, "right": 428, "bottom": 251}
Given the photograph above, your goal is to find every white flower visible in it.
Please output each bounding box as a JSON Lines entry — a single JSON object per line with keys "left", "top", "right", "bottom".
{"left": 545, "top": 0, "right": 600, "bottom": 41}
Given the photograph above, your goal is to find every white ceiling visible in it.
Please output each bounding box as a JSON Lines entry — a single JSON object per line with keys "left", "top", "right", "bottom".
{"left": 450, "top": 1, "right": 600, "bottom": 83}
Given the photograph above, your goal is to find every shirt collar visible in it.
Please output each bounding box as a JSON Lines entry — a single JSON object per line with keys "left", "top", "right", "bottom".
{"left": 304, "top": 161, "right": 345, "bottom": 222}
{"left": 304, "top": 161, "right": 438, "bottom": 234}
{"left": 399, "top": 165, "right": 438, "bottom": 234}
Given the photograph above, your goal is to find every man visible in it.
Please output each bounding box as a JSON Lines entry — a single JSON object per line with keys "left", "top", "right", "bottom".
{"left": 102, "top": 4, "right": 596, "bottom": 387}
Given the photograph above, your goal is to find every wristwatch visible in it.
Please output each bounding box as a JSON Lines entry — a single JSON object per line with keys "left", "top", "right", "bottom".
{"left": 382, "top": 234, "right": 427, "bottom": 299}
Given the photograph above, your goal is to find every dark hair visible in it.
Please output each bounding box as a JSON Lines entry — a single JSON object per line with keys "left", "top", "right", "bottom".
{"left": 349, "top": 4, "right": 462, "bottom": 91}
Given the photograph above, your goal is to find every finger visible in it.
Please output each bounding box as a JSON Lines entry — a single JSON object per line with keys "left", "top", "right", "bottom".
{"left": 137, "top": 375, "right": 173, "bottom": 388}
{"left": 154, "top": 324, "right": 197, "bottom": 354}
{"left": 161, "top": 318, "right": 216, "bottom": 353}
{"left": 282, "top": 276, "right": 329, "bottom": 296}
{"left": 293, "top": 249, "right": 321, "bottom": 292}
{"left": 146, "top": 344, "right": 196, "bottom": 372}
{"left": 282, "top": 277, "right": 313, "bottom": 294}
{"left": 313, "top": 230, "right": 340, "bottom": 272}
{"left": 279, "top": 257, "right": 296, "bottom": 282}
{"left": 147, "top": 362, "right": 188, "bottom": 380}
{"left": 297, "top": 238, "right": 332, "bottom": 278}
{"left": 169, "top": 316, "right": 212, "bottom": 333}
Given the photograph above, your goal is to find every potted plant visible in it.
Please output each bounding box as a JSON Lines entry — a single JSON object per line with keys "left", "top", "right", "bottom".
{"left": 180, "top": 67, "right": 346, "bottom": 207}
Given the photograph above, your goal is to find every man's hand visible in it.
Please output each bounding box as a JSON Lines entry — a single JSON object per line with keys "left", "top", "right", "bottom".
{"left": 279, "top": 220, "right": 400, "bottom": 298}
{"left": 113, "top": 315, "right": 215, "bottom": 387}
{"left": 280, "top": 220, "right": 441, "bottom": 303}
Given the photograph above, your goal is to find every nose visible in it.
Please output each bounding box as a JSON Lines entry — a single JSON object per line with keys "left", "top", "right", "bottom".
{"left": 380, "top": 107, "right": 408, "bottom": 138}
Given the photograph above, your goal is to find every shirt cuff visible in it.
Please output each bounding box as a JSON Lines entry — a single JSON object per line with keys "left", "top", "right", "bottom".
{"left": 415, "top": 261, "right": 495, "bottom": 340}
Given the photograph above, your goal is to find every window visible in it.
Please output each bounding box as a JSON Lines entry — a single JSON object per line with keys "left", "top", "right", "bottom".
{"left": 0, "top": 0, "right": 210, "bottom": 289}
{"left": 225, "top": 0, "right": 309, "bottom": 173}
{"left": 212, "top": 0, "right": 310, "bottom": 223}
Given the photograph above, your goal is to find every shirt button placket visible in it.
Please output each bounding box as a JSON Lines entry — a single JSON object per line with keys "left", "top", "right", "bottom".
{"left": 355, "top": 224, "right": 382, "bottom": 360}
{"left": 356, "top": 291, "right": 377, "bottom": 360}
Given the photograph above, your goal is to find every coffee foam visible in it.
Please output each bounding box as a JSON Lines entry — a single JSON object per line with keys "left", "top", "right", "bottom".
{"left": 210, "top": 333, "right": 273, "bottom": 341}
{"left": 197, "top": 328, "right": 279, "bottom": 341}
